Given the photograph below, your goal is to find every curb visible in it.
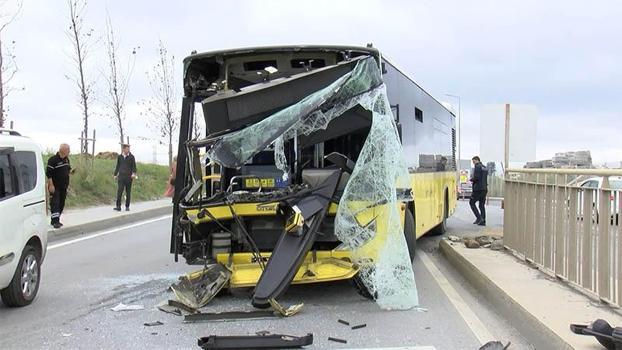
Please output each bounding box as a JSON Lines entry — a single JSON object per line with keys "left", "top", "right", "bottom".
{"left": 48, "top": 205, "right": 172, "bottom": 243}
{"left": 439, "top": 239, "right": 573, "bottom": 350}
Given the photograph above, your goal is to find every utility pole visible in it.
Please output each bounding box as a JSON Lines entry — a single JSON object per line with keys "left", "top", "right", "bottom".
{"left": 504, "top": 103, "right": 510, "bottom": 177}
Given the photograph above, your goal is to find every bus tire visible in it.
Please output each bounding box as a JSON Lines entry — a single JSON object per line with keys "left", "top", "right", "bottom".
{"left": 351, "top": 210, "right": 416, "bottom": 300}
{"left": 430, "top": 190, "right": 448, "bottom": 236}
{"left": 404, "top": 209, "right": 416, "bottom": 262}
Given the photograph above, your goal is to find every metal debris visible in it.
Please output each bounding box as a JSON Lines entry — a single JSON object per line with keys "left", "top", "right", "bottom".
{"left": 328, "top": 337, "right": 347, "bottom": 344}
{"left": 143, "top": 321, "right": 164, "bottom": 327}
{"left": 110, "top": 303, "right": 144, "bottom": 312}
{"left": 170, "top": 264, "right": 231, "bottom": 309}
{"left": 338, "top": 319, "right": 350, "bottom": 326}
{"left": 198, "top": 333, "right": 313, "bottom": 349}
{"left": 184, "top": 310, "right": 278, "bottom": 323}
{"left": 351, "top": 324, "right": 367, "bottom": 330}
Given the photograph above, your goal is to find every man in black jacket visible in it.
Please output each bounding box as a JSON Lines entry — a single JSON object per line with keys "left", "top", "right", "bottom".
{"left": 113, "top": 144, "right": 137, "bottom": 211}
{"left": 469, "top": 156, "right": 488, "bottom": 226}
{"left": 46, "top": 143, "right": 74, "bottom": 229}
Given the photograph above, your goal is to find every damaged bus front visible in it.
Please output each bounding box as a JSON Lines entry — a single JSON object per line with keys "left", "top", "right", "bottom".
{"left": 170, "top": 45, "right": 447, "bottom": 310}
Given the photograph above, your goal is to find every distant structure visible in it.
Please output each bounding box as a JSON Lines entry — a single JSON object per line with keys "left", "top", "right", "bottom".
{"left": 525, "top": 150, "right": 593, "bottom": 169}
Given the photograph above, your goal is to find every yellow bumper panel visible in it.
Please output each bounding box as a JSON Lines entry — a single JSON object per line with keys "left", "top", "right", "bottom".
{"left": 216, "top": 250, "right": 358, "bottom": 288}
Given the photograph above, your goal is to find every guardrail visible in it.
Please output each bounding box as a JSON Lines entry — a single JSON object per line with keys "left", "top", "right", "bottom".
{"left": 504, "top": 168, "right": 622, "bottom": 306}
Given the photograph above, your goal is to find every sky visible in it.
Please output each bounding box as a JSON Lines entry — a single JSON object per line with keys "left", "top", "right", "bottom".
{"left": 2, "top": 0, "right": 621, "bottom": 165}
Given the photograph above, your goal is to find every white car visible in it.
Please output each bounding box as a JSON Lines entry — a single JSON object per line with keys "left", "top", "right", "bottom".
{"left": 0, "top": 129, "right": 48, "bottom": 306}
{"left": 578, "top": 176, "right": 621, "bottom": 225}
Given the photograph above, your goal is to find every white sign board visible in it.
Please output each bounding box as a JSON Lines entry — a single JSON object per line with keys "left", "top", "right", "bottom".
{"left": 479, "top": 104, "right": 537, "bottom": 163}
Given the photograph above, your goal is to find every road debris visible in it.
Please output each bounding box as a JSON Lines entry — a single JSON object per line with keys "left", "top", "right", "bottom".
{"left": 143, "top": 321, "right": 164, "bottom": 327}
{"left": 447, "top": 235, "right": 461, "bottom": 243}
{"left": 170, "top": 264, "right": 231, "bottom": 309}
{"left": 491, "top": 239, "right": 504, "bottom": 251}
{"left": 464, "top": 238, "right": 481, "bottom": 249}
{"left": 168, "top": 299, "right": 199, "bottom": 314}
{"left": 184, "top": 310, "right": 279, "bottom": 323}
{"left": 479, "top": 340, "right": 511, "bottom": 349}
{"left": 61, "top": 333, "right": 72, "bottom": 337}
{"left": 110, "top": 303, "right": 144, "bottom": 312}
{"left": 197, "top": 333, "right": 313, "bottom": 349}
{"left": 338, "top": 319, "right": 350, "bottom": 326}
{"left": 351, "top": 324, "right": 367, "bottom": 330}
{"left": 328, "top": 337, "right": 348, "bottom": 344}
{"left": 475, "top": 235, "right": 494, "bottom": 246}
{"left": 255, "top": 331, "right": 271, "bottom": 336}
{"left": 571, "top": 319, "right": 622, "bottom": 350}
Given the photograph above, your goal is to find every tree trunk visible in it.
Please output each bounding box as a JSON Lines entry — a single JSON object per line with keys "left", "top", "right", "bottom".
{"left": 168, "top": 131, "right": 173, "bottom": 168}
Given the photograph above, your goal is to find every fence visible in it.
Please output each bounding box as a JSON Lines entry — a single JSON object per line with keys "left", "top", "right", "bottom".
{"left": 504, "top": 168, "right": 622, "bottom": 306}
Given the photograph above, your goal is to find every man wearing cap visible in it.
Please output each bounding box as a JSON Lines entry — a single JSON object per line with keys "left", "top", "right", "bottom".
{"left": 113, "top": 144, "right": 137, "bottom": 211}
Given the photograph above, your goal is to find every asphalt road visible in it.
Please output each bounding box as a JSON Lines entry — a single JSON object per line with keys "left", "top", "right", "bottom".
{"left": 0, "top": 201, "right": 532, "bottom": 349}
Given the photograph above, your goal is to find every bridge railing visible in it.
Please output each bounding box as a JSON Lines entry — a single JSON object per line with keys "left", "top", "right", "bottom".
{"left": 504, "top": 168, "right": 622, "bottom": 306}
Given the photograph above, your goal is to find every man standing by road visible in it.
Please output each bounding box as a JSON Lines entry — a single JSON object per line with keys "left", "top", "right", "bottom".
{"left": 46, "top": 144, "right": 73, "bottom": 229}
{"left": 113, "top": 144, "right": 137, "bottom": 211}
{"left": 469, "top": 156, "right": 488, "bottom": 226}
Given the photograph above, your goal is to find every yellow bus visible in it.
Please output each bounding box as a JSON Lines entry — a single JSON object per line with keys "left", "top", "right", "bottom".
{"left": 170, "top": 45, "right": 456, "bottom": 307}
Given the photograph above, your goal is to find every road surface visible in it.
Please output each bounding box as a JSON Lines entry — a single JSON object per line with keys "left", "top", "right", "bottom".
{"left": 0, "top": 201, "right": 531, "bottom": 349}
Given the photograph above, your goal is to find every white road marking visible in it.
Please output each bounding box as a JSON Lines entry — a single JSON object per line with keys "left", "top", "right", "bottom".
{"left": 48, "top": 215, "right": 171, "bottom": 250}
{"left": 344, "top": 347, "right": 436, "bottom": 350}
{"left": 418, "top": 250, "right": 494, "bottom": 345}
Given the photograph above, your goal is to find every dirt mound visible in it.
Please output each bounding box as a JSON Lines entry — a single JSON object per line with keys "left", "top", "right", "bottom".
{"left": 96, "top": 151, "right": 119, "bottom": 160}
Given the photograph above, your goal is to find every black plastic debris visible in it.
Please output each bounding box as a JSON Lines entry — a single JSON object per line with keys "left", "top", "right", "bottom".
{"left": 185, "top": 310, "right": 278, "bottom": 323}
{"left": 479, "top": 340, "right": 511, "bottom": 350}
{"left": 338, "top": 319, "right": 350, "bottom": 326}
{"left": 197, "top": 333, "right": 313, "bottom": 349}
{"left": 351, "top": 324, "right": 367, "bottom": 330}
{"left": 571, "top": 319, "right": 622, "bottom": 350}
{"left": 328, "top": 337, "right": 347, "bottom": 344}
{"left": 144, "top": 321, "right": 164, "bottom": 327}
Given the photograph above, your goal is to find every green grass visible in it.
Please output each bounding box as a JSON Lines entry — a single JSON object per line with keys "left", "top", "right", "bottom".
{"left": 43, "top": 154, "right": 170, "bottom": 208}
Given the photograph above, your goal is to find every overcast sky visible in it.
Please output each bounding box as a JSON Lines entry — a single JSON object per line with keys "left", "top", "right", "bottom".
{"left": 2, "top": 0, "right": 621, "bottom": 165}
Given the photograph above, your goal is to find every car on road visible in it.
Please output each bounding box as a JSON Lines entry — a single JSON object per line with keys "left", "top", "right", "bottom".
{"left": 577, "top": 176, "right": 621, "bottom": 225}
{"left": 0, "top": 129, "right": 48, "bottom": 306}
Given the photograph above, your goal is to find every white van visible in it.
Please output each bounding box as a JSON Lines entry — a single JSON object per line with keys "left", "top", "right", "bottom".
{"left": 0, "top": 129, "right": 48, "bottom": 306}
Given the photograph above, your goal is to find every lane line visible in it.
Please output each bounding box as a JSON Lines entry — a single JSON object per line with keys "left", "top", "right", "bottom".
{"left": 418, "top": 250, "right": 494, "bottom": 345}
{"left": 48, "top": 215, "right": 171, "bottom": 250}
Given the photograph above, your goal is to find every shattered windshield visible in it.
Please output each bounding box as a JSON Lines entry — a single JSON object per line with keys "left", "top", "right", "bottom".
{"left": 206, "top": 56, "right": 418, "bottom": 310}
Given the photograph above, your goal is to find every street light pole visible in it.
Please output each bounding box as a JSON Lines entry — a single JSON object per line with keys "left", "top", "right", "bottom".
{"left": 445, "top": 94, "right": 461, "bottom": 172}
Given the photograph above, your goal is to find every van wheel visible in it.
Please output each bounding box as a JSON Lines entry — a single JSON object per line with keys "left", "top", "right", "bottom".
{"left": 430, "top": 192, "right": 449, "bottom": 236}
{"left": 351, "top": 210, "right": 416, "bottom": 299}
{"left": 1, "top": 245, "right": 41, "bottom": 307}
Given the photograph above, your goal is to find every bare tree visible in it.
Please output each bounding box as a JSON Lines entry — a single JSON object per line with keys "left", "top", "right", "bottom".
{"left": 101, "top": 14, "right": 137, "bottom": 147}
{"left": 0, "top": 0, "right": 23, "bottom": 128}
{"left": 143, "top": 40, "right": 177, "bottom": 167}
{"left": 66, "top": 0, "right": 95, "bottom": 154}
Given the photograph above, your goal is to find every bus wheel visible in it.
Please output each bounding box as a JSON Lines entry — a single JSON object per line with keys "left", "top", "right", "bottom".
{"left": 430, "top": 193, "right": 448, "bottom": 236}
{"left": 351, "top": 210, "right": 416, "bottom": 300}
{"left": 404, "top": 209, "right": 416, "bottom": 262}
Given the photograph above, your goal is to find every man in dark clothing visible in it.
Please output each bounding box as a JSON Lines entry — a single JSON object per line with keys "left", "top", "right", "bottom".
{"left": 469, "top": 155, "right": 488, "bottom": 226}
{"left": 113, "top": 144, "right": 137, "bottom": 211}
{"left": 46, "top": 144, "right": 73, "bottom": 229}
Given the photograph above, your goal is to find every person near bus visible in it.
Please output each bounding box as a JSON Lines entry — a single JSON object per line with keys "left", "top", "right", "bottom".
{"left": 163, "top": 156, "right": 177, "bottom": 198}
{"left": 46, "top": 143, "right": 74, "bottom": 229}
{"left": 469, "top": 155, "right": 488, "bottom": 226}
{"left": 113, "top": 144, "right": 137, "bottom": 211}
